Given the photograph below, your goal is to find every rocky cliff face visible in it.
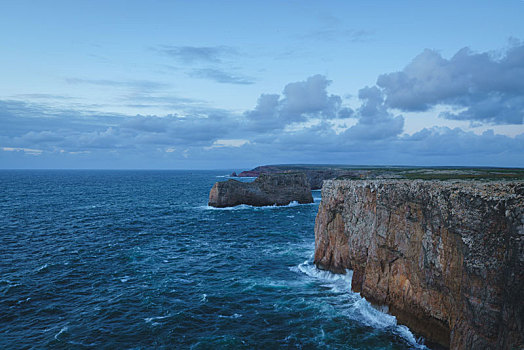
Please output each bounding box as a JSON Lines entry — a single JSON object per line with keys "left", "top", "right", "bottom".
{"left": 209, "top": 173, "right": 313, "bottom": 208}
{"left": 314, "top": 180, "right": 523, "bottom": 349}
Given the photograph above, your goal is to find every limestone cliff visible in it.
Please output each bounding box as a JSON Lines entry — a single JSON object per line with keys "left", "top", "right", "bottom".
{"left": 314, "top": 179, "right": 523, "bottom": 349}
{"left": 209, "top": 173, "right": 313, "bottom": 208}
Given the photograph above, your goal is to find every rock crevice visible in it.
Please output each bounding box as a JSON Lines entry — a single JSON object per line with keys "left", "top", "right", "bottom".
{"left": 314, "top": 179, "right": 523, "bottom": 349}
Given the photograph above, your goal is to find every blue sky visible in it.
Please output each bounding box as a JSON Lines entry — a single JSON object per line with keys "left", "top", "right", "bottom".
{"left": 1, "top": 0, "right": 523, "bottom": 169}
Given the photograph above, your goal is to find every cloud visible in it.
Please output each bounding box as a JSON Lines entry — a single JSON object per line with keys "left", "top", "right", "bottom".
{"left": 156, "top": 45, "right": 236, "bottom": 64}
{"left": 377, "top": 42, "right": 524, "bottom": 124}
{"left": 243, "top": 75, "right": 402, "bottom": 141}
{"left": 122, "top": 94, "right": 204, "bottom": 111}
{"left": 189, "top": 68, "right": 255, "bottom": 85}
{"left": 399, "top": 127, "right": 524, "bottom": 159}
{"left": 304, "top": 29, "right": 373, "bottom": 43}
{"left": 245, "top": 75, "right": 351, "bottom": 131}
{"left": 66, "top": 78, "right": 170, "bottom": 91}
{"left": 2, "top": 52, "right": 523, "bottom": 169}
{"left": 341, "top": 86, "right": 404, "bottom": 140}
{"left": 205, "top": 139, "right": 250, "bottom": 149}
{"left": 12, "top": 93, "right": 74, "bottom": 100}
{"left": 2, "top": 147, "right": 43, "bottom": 155}
{"left": 0, "top": 100, "right": 239, "bottom": 154}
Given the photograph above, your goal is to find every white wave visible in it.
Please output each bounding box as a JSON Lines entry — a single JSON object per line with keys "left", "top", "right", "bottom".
{"left": 293, "top": 260, "right": 353, "bottom": 284}
{"left": 119, "top": 276, "right": 130, "bottom": 283}
{"left": 37, "top": 263, "right": 49, "bottom": 272}
{"left": 395, "top": 325, "right": 426, "bottom": 348}
{"left": 54, "top": 326, "right": 68, "bottom": 340}
{"left": 293, "top": 259, "right": 428, "bottom": 349}
{"left": 17, "top": 297, "right": 31, "bottom": 304}
{"left": 144, "top": 314, "right": 171, "bottom": 324}
{"left": 200, "top": 201, "right": 315, "bottom": 211}
{"left": 350, "top": 298, "right": 396, "bottom": 328}
{"left": 218, "top": 313, "right": 242, "bottom": 319}
{"left": 349, "top": 298, "right": 427, "bottom": 348}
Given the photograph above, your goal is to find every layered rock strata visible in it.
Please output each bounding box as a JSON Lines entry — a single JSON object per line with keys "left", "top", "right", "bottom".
{"left": 208, "top": 173, "right": 313, "bottom": 208}
{"left": 314, "top": 179, "right": 523, "bottom": 349}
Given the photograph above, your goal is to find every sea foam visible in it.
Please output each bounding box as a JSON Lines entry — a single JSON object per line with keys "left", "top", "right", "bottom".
{"left": 200, "top": 201, "right": 315, "bottom": 211}
{"left": 292, "top": 259, "right": 428, "bottom": 349}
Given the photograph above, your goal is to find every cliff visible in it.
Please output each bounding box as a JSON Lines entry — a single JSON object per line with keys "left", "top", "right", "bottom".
{"left": 235, "top": 165, "right": 368, "bottom": 189}
{"left": 234, "top": 165, "right": 524, "bottom": 190}
{"left": 208, "top": 173, "right": 313, "bottom": 208}
{"left": 314, "top": 179, "right": 523, "bottom": 349}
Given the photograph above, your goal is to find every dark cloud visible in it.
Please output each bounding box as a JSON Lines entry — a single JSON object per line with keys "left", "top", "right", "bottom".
{"left": 342, "top": 86, "right": 404, "bottom": 140}
{"left": 399, "top": 127, "right": 524, "bottom": 159}
{"left": 282, "top": 75, "right": 341, "bottom": 116}
{"left": 1, "top": 59, "right": 523, "bottom": 168}
{"left": 0, "top": 100, "right": 239, "bottom": 154}
{"left": 245, "top": 75, "right": 351, "bottom": 131}
{"left": 243, "top": 76, "right": 400, "bottom": 141}
{"left": 377, "top": 43, "right": 524, "bottom": 124}
{"left": 189, "top": 68, "right": 255, "bottom": 85}
{"left": 156, "top": 45, "right": 236, "bottom": 64}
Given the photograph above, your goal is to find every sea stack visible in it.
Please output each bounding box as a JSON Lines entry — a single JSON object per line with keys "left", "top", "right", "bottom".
{"left": 208, "top": 173, "right": 313, "bottom": 208}
{"left": 314, "top": 179, "right": 523, "bottom": 350}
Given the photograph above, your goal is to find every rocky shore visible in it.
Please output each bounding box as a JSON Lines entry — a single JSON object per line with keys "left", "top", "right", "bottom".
{"left": 314, "top": 179, "right": 523, "bottom": 349}
{"left": 209, "top": 173, "right": 313, "bottom": 208}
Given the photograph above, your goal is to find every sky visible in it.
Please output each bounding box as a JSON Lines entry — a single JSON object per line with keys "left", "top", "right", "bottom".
{"left": 1, "top": 0, "right": 523, "bottom": 169}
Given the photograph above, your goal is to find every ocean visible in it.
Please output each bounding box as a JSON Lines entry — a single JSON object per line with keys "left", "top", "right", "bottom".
{"left": 0, "top": 170, "right": 428, "bottom": 349}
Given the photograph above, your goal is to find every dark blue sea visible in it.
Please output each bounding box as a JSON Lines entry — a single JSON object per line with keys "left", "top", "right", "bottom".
{"left": 0, "top": 170, "right": 428, "bottom": 349}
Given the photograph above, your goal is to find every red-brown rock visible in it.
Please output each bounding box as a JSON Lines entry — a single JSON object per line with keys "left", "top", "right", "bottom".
{"left": 314, "top": 179, "right": 523, "bottom": 349}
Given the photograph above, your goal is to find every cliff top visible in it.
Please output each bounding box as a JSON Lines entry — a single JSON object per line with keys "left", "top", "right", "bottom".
{"left": 235, "top": 164, "right": 524, "bottom": 181}
{"left": 322, "top": 178, "right": 523, "bottom": 201}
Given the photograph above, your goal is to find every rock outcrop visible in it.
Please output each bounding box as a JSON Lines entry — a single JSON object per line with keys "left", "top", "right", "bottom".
{"left": 208, "top": 173, "right": 313, "bottom": 208}
{"left": 314, "top": 179, "right": 523, "bottom": 349}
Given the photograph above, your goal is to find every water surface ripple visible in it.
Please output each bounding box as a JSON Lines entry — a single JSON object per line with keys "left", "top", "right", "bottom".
{"left": 0, "top": 170, "right": 427, "bottom": 349}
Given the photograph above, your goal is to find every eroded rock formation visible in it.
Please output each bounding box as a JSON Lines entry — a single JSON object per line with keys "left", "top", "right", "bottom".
{"left": 208, "top": 173, "right": 313, "bottom": 208}
{"left": 314, "top": 179, "right": 523, "bottom": 349}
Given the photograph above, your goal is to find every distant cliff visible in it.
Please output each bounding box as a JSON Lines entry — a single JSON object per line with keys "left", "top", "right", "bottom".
{"left": 314, "top": 179, "right": 523, "bottom": 349}
{"left": 234, "top": 165, "right": 524, "bottom": 190}
{"left": 209, "top": 173, "right": 313, "bottom": 208}
{"left": 234, "top": 165, "right": 368, "bottom": 189}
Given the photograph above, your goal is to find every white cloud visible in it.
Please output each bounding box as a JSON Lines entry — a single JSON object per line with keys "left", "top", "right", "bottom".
{"left": 2, "top": 147, "right": 43, "bottom": 155}
{"left": 205, "top": 139, "right": 250, "bottom": 149}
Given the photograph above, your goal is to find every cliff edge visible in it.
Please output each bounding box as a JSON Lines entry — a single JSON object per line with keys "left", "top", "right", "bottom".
{"left": 209, "top": 173, "right": 313, "bottom": 207}
{"left": 314, "top": 179, "right": 523, "bottom": 349}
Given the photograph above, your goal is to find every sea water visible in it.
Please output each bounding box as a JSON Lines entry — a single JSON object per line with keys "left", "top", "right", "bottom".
{"left": 0, "top": 170, "right": 428, "bottom": 349}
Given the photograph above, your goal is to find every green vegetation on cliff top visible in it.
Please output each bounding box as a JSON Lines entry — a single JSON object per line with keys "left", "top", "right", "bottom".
{"left": 249, "top": 164, "right": 524, "bottom": 181}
